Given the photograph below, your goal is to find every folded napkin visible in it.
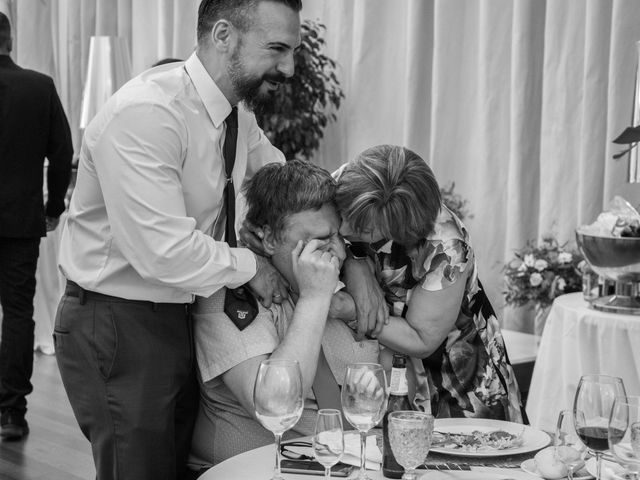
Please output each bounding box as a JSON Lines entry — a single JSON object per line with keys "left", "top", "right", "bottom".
{"left": 285, "top": 433, "right": 382, "bottom": 471}
{"left": 343, "top": 432, "right": 382, "bottom": 470}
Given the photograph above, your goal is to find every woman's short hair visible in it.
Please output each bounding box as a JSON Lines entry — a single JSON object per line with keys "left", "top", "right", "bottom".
{"left": 335, "top": 145, "right": 442, "bottom": 246}
{"left": 244, "top": 159, "right": 337, "bottom": 241}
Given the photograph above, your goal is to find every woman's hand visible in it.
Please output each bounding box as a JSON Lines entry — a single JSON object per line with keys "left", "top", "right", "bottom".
{"left": 292, "top": 239, "right": 340, "bottom": 300}
{"left": 328, "top": 290, "right": 357, "bottom": 323}
{"left": 342, "top": 256, "right": 388, "bottom": 340}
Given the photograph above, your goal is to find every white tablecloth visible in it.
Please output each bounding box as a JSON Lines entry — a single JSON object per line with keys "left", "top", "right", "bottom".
{"left": 526, "top": 292, "right": 640, "bottom": 432}
{"left": 32, "top": 214, "right": 67, "bottom": 354}
{"left": 198, "top": 440, "right": 538, "bottom": 479}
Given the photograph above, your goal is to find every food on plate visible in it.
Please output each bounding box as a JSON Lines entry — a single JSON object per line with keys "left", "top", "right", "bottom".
{"left": 534, "top": 446, "right": 584, "bottom": 479}
{"left": 578, "top": 195, "right": 640, "bottom": 238}
{"left": 431, "top": 428, "right": 524, "bottom": 452}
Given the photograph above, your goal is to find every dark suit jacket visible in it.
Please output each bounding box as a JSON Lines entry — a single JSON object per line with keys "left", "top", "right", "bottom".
{"left": 0, "top": 55, "right": 73, "bottom": 238}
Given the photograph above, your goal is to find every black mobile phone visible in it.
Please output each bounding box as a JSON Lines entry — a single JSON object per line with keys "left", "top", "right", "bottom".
{"left": 280, "top": 459, "right": 353, "bottom": 477}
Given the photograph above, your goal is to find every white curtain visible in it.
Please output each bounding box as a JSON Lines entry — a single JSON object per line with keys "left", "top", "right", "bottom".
{"left": 3, "top": 0, "right": 639, "bottom": 332}
{"left": 2, "top": 0, "right": 199, "bottom": 150}
{"left": 305, "top": 0, "right": 640, "bottom": 331}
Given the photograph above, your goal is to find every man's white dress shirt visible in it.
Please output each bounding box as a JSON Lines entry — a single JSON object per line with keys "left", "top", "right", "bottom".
{"left": 59, "top": 53, "right": 284, "bottom": 303}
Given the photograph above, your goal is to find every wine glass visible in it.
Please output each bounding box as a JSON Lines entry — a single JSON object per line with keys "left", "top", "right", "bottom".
{"left": 555, "top": 409, "right": 587, "bottom": 480}
{"left": 573, "top": 374, "right": 626, "bottom": 480}
{"left": 341, "top": 363, "right": 388, "bottom": 480}
{"left": 388, "top": 411, "right": 434, "bottom": 480}
{"left": 313, "top": 409, "right": 345, "bottom": 479}
{"left": 254, "top": 359, "right": 304, "bottom": 480}
{"left": 608, "top": 395, "right": 640, "bottom": 480}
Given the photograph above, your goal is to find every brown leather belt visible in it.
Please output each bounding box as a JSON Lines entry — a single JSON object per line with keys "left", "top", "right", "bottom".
{"left": 65, "top": 280, "right": 189, "bottom": 312}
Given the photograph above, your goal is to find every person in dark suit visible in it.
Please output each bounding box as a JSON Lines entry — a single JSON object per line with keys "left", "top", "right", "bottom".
{"left": 0, "top": 11, "right": 73, "bottom": 440}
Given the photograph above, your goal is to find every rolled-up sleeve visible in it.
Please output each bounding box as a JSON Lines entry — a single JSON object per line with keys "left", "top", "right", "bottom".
{"left": 93, "top": 101, "right": 256, "bottom": 296}
{"left": 193, "top": 289, "right": 279, "bottom": 383}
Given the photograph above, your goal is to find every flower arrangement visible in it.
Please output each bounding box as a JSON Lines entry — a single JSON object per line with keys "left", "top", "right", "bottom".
{"left": 503, "top": 236, "right": 584, "bottom": 309}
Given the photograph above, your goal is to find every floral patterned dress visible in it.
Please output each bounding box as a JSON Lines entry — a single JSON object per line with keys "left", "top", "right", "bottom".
{"left": 370, "top": 206, "right": 525, "bottom": 423}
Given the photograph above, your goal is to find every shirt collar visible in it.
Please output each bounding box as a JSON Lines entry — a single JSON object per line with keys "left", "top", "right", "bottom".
{"left": 185, "top": 52, "right": 232, "bottom": 128}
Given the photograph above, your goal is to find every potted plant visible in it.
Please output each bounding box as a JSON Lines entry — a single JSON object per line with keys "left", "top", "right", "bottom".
{"left": 256, "top": 20, "right": 344, "bottom": 161}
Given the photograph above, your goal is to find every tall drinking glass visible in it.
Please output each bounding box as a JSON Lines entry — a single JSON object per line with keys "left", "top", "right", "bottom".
{"left": 254, "top": 359, "right": 304, "bottom": 480}
{"left": 573, "top": 374, "right": 626, "bottom": 480}
{"left": 341, "top": 363, "right": 388, "bottom": 480}
{"left": 313, "top": 409, "right": 345, "bottom": 479}
{"left": 555, "top": 409, "right": 586, "bottom": 480}
{"left": 388, "top": 411, "right": 434, "bottom": 480}
{"left": 608, "top": 396, "right": 640, "bottom": 480}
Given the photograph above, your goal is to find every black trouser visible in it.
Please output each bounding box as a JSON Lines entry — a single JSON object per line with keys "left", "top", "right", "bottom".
{"left": 0, "top": 237, "right": 40, "bottom": 415}
{"left": 54, "top": 282, "right": 198, "bottom": 480}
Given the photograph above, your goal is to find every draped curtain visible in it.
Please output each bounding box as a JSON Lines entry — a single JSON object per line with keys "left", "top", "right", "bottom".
{"left": 3, "top": 0, "right": 639, "bottom": 331}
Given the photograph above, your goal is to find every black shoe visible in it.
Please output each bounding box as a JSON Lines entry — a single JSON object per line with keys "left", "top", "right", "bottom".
{"left": 0, "top": 410, "right": 29, "bottom": 440}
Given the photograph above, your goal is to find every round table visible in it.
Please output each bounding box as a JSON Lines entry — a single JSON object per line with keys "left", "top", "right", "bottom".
{"left": 198, "top": 442, "right": 539, "bottom": 479}
{"left": 526, "top": 292, "right": 640, "bottom": 432}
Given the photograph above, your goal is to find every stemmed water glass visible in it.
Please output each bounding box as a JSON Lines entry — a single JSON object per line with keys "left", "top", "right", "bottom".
{"left": 254, "top": 359, "right": 304, "bottom": 480}
{"left": 608, "top": 395, "right": 640, "bottom": 480}
{"left": 573, "top": 374, "right": 627, "bottom": 480}
{"left": 388, "top": 411, "right": 435, "bottom": 480}
{"left": 555, "top": 409, "right": 587, "bottom": 480}
{"left": 313, "top": 409, "right": 345, "bottom": 479}
{"left": 341, "top": 363, "right": 388, "bottom": 480}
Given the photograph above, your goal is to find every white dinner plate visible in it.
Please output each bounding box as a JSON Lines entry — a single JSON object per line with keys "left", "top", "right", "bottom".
{"left": 420, "top": 470, "right": 543, "bottom": 480}
{"left": 520, "top": 458, "right": 592, "bottom": 480}
{"left": 584, "top": 457, "right": 626, "bottom": 480}
{"left": 430, "top": 418, "right": 551, "bottom": 457}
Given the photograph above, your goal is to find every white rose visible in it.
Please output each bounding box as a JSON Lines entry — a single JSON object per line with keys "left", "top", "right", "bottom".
{"left": 558, "top": 252, "right": 573, "bottom": 264}
{"left": 534, "top": 259, "right": 548, "bottom": 271}
{"left": 524, "top": 254, "right": 536, "bottom": 267}
{"left": 557, "top": 278, "right": 566, "bottom": 291}
{"left": 530, "top": 272, "right": 543, "bottom": 287}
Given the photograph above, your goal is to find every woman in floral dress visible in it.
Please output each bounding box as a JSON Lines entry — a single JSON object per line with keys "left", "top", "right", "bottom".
{"left": 335, "top": 145, "right": 525, "bottom": 422}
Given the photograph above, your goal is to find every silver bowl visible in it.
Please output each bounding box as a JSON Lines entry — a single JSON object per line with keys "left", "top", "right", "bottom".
{"left": 575, "top": 230, "right": 640, "bottom": 283}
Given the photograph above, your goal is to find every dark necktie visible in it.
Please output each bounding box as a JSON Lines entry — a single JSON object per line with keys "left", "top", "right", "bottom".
{"left": 312, "top": 347, "right": 353, "bottom": 429}
{"left": 223, "top": 106, "right": 238, "bottom": 247}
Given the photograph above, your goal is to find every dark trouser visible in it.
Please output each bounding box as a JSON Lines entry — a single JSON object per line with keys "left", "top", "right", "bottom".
{"left": 0, "top": 237, "right": 40, "bottom": 415}
{"left": 54, "top": 282, "right": 198, "bottom": 480}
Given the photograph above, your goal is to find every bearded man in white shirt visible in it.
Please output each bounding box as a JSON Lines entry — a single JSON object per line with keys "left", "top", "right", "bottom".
{"left": 54, "top": 1, "right": 300, "bottom": 479}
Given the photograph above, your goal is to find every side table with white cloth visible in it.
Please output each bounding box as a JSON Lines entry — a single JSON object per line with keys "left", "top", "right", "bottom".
{"left": 526, "top": 292, "right": 640, "bottom": 432}
{"left": 32, "top": 213, "right": 67, "bottom": 354}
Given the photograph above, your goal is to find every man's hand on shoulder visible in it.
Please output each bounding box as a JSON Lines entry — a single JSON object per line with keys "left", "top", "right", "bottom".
{"left": 247, "top": 254, "right": 289, "bottom": 308}
{"left": 239, "top": 219, "right": 268, "bottom": 256}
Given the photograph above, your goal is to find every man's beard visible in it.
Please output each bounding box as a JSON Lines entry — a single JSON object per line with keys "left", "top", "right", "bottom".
{"left": 227, "top": 46, "right": 285, "bottom": 113}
